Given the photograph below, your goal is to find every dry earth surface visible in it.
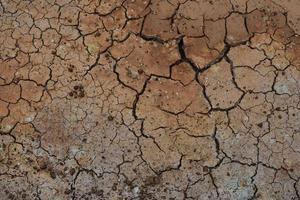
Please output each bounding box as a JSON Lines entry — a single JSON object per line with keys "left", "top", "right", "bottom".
{"left": 0, "top": 0, "right": 300, "bottom": 199}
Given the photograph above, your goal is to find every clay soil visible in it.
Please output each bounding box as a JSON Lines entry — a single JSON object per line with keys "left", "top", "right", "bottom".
{"left": 0, "top": 0, "right": 300, "bottom": 199}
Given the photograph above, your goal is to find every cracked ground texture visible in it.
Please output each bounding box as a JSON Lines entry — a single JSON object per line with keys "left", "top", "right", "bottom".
{"left": 1, "top": 0, "right": 300, "bottom": 200}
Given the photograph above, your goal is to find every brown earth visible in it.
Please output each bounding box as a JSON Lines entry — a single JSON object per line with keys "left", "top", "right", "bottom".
{"left": 0, "top": 0, "right": 300, "bottom": 199}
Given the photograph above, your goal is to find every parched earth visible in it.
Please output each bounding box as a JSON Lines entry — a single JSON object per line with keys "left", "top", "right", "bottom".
{"left": 0, "top": 0, "right": 300, "bottom": 199}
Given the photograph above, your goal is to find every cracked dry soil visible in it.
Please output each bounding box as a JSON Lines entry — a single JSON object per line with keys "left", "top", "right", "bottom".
{"left": 0, "top": 0, "right": 300, "bottom": 199}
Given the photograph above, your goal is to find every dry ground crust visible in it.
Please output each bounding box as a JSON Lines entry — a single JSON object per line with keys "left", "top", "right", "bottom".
{"left": 0, "top": 0, "right": 300, "bottom": 199}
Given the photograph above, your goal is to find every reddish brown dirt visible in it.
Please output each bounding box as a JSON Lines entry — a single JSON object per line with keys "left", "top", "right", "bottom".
{"left": 0, "top": 0, "right": 300, "bottom": 199}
